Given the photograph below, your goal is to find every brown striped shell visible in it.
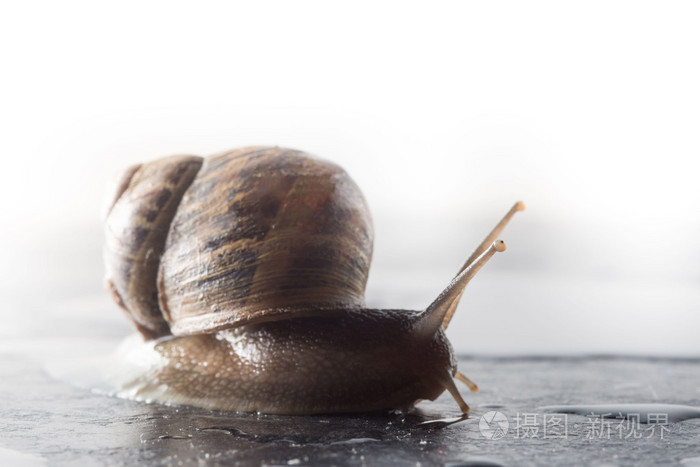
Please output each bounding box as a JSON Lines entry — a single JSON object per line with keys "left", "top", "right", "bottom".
{"left": 104, "top": 147, "right": 374, "bottom": 339}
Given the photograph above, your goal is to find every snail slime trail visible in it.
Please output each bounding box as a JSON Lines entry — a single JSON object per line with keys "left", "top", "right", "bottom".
{"left": 103, "top": 146, "right": 525, "bottom": 415}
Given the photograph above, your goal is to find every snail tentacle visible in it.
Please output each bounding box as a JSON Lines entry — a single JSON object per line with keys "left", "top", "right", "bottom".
{"left": 438, "top": 369, "right": 470, "bottom": 414}
{"left": 455, "top": 370, "right": 479, "bottom": 393}
{"left": 441, "top": 201, "right": 525, "bottom": 329}
{"left": 416, "top": 240, "right": 506, "bottom": 339}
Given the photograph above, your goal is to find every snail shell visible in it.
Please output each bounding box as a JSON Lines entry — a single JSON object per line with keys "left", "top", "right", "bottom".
{"left": 105, "top": 147, "right": 372, "bottom": 339}
{"left": 104, "top": 146, "right": 522, "bottom": 414}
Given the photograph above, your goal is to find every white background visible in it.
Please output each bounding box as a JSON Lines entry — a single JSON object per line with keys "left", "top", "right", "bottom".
{"left": 1, "top": 1, "right": 698, "bottom": 355}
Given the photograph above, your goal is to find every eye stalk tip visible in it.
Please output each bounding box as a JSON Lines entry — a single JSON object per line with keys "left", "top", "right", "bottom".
{"left": 494, "top": 240, "right": 507, "bottom": 252}
{"left": 515, "top": 201, "right": 526, "bottom": 211}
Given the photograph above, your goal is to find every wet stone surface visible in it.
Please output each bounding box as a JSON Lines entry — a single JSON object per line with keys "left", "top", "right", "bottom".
{"left": 1, "top": 350, "right": 699, "bottom": 466}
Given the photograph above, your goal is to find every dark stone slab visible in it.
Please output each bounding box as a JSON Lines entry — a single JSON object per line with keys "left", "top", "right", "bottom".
{"left": 1, "top": 347, "right": 699, "bottom": 466}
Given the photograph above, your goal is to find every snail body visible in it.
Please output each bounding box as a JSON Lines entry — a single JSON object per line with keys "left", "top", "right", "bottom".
{"left": 104, "top": 147, "right": 523, "bottom": 415}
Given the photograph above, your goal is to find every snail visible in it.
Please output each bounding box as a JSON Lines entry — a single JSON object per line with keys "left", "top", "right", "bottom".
{"left": 103, "top": 146, "right": 524, "bottom": 415}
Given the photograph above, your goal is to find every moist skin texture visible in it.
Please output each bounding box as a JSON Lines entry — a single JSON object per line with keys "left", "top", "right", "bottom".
{"left": 115, "top": 309, "right": 456, "bottom": 415}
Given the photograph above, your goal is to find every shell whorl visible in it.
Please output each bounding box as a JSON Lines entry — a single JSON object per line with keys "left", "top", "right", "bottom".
{"left": 104, "top": 155, "right": 203, "bottom": 339}
{"left": 105, "top": 147, "right": 374, "bottom": 338}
